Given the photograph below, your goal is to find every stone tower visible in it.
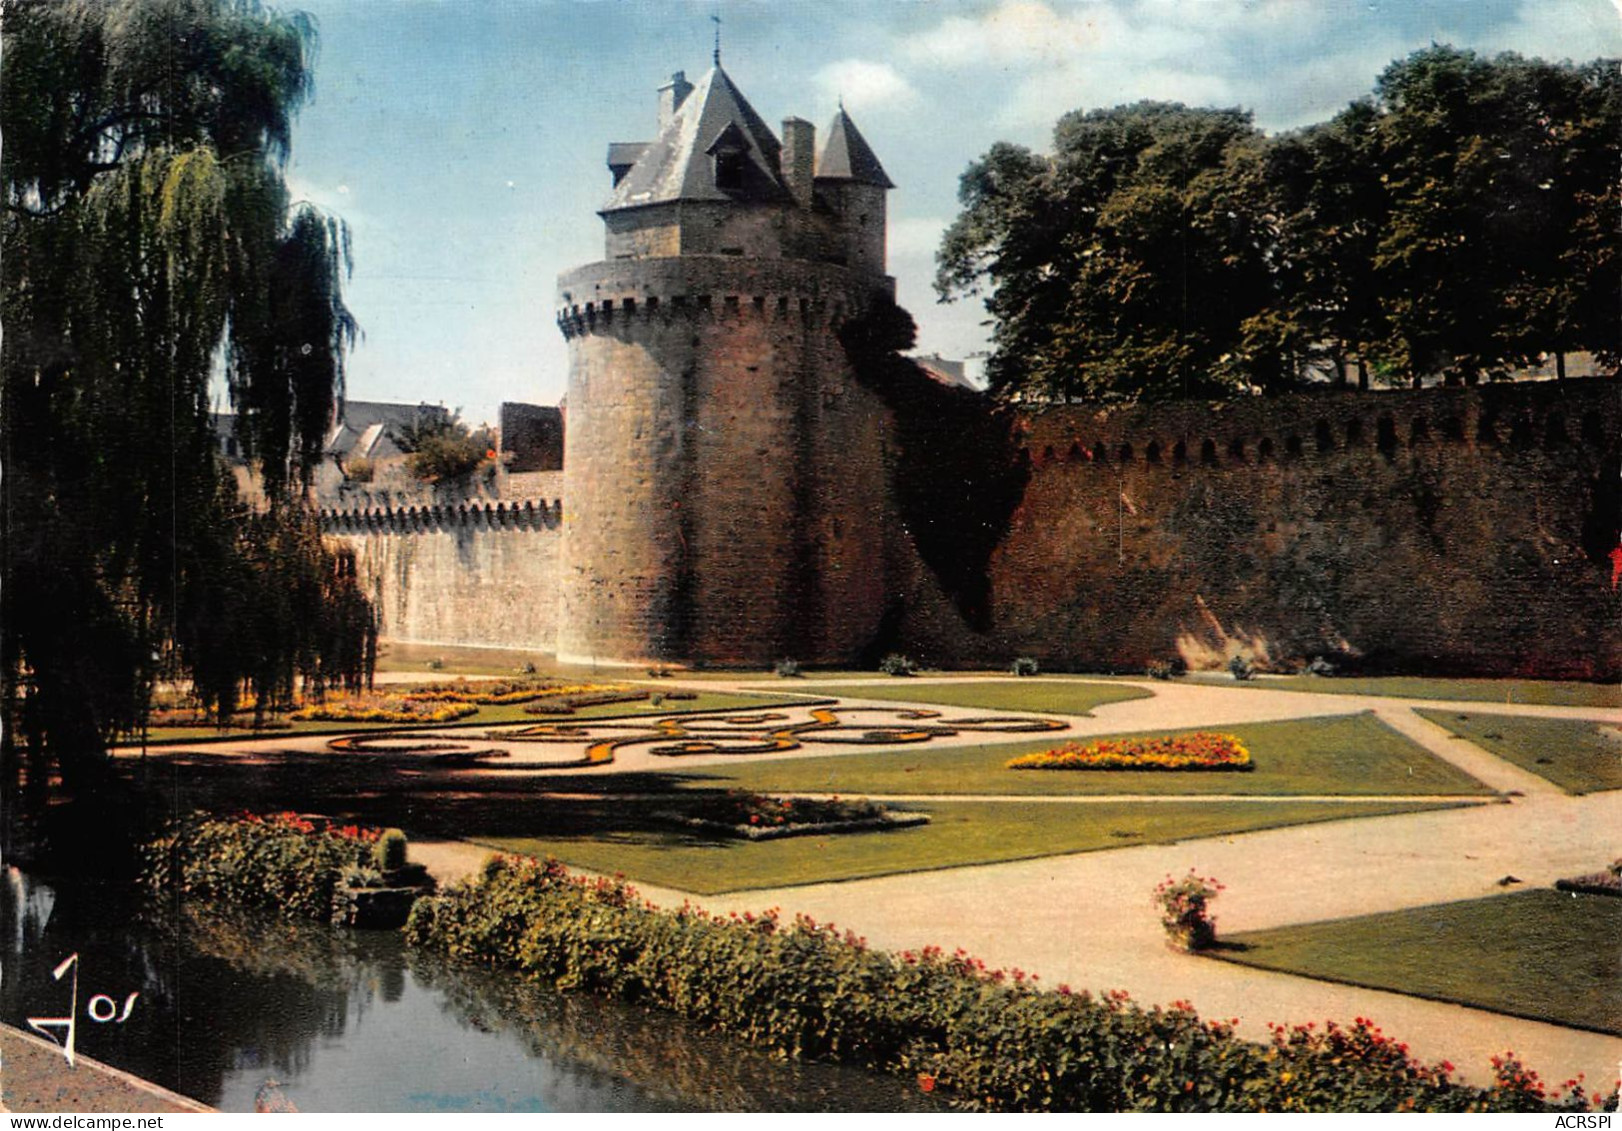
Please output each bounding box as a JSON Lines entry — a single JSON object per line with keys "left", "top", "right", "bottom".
{"left": 555, "top": 64, "right": 898, "bottom": 666}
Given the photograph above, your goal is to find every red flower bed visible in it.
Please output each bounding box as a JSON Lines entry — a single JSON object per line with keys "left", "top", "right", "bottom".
{"left": 1008, "top": 732, "right": 1252, "bottom": 771}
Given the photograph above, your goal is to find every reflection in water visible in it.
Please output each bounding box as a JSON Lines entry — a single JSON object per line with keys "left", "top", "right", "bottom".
{"left": 0, "top": 868, "right": 938, "bottom": 1112}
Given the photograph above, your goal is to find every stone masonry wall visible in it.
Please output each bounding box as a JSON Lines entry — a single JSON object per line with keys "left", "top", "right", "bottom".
{"left": 970, "top": 379, "right": 1620, "bottom": 678}
{"left": 556, "top": 255, "right": 896, "bottom": 666}
{"left": 324, "top": 500, "right": 562, "bottom": 652}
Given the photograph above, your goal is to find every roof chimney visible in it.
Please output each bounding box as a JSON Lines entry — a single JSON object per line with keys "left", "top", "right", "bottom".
{"left": 781, "top": 117, "right": 814, "bottom": 209}
{"left": 658, "top": 71, "right": 693, "bottom": 129}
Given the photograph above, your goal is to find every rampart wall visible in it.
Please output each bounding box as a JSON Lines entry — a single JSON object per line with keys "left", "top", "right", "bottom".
{"left": 972, "top": 379, "right": 1620, "bottom": 678}
{"left": 319, "top": 375, "right": 1618, "bottom": 679}
{"left": 322, "top": 498, "right": 563, "bottom": 652}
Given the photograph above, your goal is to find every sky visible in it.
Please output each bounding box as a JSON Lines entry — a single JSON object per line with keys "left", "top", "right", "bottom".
{"left": 273, "top": 0, "right": 1622, "bottom": 425}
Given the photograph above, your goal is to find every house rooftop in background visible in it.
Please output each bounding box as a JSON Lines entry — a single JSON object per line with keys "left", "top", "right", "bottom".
{"left": 912, "top": 353, "right": 980, "bottom": 392}
{"left": 323, "top": 401, "right": 451, "bottom": 461}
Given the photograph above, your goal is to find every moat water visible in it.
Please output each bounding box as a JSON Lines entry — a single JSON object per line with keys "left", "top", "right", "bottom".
{"left": 0, "top": 868, "right": 940, "bottom": 1112}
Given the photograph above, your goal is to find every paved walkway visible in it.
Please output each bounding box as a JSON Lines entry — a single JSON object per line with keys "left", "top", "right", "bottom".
{"left": 400, "top": 676, "right": 1621, "bottom": 1093}
{"left": 0, "top": 1024, "right": 213, "bottom": 1112}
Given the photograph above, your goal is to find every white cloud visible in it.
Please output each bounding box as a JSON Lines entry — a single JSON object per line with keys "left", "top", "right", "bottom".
{"left": 909, "top": 0, "right": 1112, "bottom": 67}
{"left": 814, "top": 59, "right": 921, "bottom": 114}
{"left": 1477, "top": 0, "right": 1622, "bottom": 59}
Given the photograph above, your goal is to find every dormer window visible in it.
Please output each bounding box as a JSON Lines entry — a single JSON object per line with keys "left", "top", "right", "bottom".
{"left": 706, "top": 122, "right": 751, "bottom": 193}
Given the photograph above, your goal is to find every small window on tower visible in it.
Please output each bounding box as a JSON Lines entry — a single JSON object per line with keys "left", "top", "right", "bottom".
{"left": 715, "top": 150, "right": 744, "bottom": 190}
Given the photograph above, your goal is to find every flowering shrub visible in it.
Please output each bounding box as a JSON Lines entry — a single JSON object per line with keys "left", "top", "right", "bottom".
{"left": 1008, "top": 732, "right": 1251, "bottom": 772}
{"left": 142, "top": 812, "right": 386, "bottom": 922}
{"left": 405, "top": 856, "right": 1614, "bottom": 1112}
{"left": 1154, "top": 871, "right": 1223, "bottom": 951}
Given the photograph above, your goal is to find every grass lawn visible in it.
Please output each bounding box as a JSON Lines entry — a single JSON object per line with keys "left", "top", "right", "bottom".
{"left": 1215, "top": 889, "right": 1622, "bottom": 1036}
{"left": 788, "top": 679, "right": 1153, "bottom": 715}
{"left": 672, "top": 713, "right": 1492, "bottom": 798}
{"left": 122, "top": 691, "right": 816, "bottom": 746}
{"left": 1414, "top": 710, "right": 1622, "bottom": 795}
{"left": 472, "top": 797, "right": 1468, "bottom": 894}
{"left": 375, "top": 641, "right": 588, "bottom": 677}
{"left": 1189, "top": 673, "right": 1621, "bottom": 710}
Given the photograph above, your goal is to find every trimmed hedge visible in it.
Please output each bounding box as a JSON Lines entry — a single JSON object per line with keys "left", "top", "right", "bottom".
{"left": 142, "top": 812, "right": 383, "bottom": 922}
{"left": 405, "top": 855, "right": 1615, "bottom": 1113}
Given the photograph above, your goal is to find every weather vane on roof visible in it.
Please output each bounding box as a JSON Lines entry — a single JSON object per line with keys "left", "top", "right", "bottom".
{"left": 711, "top": 13, "right": 721, "bottom": 65}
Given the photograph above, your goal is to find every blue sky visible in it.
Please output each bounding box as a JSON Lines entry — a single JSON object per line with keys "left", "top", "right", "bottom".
{"left": 274, "top": 0, "right": 1621, "bottom": 424}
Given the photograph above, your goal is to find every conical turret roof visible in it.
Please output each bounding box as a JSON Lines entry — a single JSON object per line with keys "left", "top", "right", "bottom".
{"left": 815, "top": 108, "right": 893, "bottom": 189}
{"left": 604, "top": 66, "right": 790, "bottom": 212}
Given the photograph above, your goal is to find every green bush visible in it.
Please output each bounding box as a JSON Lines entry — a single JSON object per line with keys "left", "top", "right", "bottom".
{"left": 775, "top": 657, "right": 803, "bottom": 678}
{"left": 1010, "top": 657, "right": 1040, "bottom": 677}
{"left": 879, "top": 653, "right": 917, "bottom": 677}
{"left": 404, "top": 856, "right": 1611, "bottom": 1113}
{"left": 1146, "top": 659, "right": 1182, "bottom": 680}
{"left": 1228, "top": 654, "right": 1256, "bottom": 681}
{"left": 143, "top": 812, "right": 383, "bottom": 922}
{"left": 374, "top": 828, "right": 409, "bottom": 872}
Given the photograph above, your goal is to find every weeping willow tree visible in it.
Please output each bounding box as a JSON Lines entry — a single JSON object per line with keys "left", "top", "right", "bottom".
{"left": 2, "top": 0, "right": 375, "bottom": 805}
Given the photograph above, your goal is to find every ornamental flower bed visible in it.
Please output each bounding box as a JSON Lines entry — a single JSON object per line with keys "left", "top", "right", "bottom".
{"left": 657, "top": 791, "right": 929, "bottom": 841}
{"left": 523, "top": 689, "right": 653, "bottom": 714}
{"left": 1008, "top": 732, "right": 1252, "bottom": 772}
{"left": 289, "top": 693, "right": 478, "bottom": 724}
{"left": 404, "top": 855, "right": 1613, "bottom": 1113}
{"left": 403, "top": 678, "right": 625, "bottom": 706}
{"left": 1554, "top": 859, "right": 1622, "bottom": 898}
{"left": 146, "top": 706, "right": 292, "bottom": 730}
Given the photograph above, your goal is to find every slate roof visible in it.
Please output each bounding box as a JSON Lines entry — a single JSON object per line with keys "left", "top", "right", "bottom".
{"left": 604, "top": 66, "right": 790, "bottom": 212}
{"left": 816, "top": 108, "right": 894, "bottom": 189}
{"left": 323, "top": 401, "right": 450, "bottom": 460}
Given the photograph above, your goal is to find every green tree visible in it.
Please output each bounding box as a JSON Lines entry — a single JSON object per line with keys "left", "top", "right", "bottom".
{"left": 939, "top": 48, "right": 1619, "bottom": 401}
{"left": 1367, "top": 47, "right": 1620, "bottom": 383}
{"left": 938, "top": 103, "right": 1281, "bottom": 403}
{"left": 1, "top": 0, "right": 372, "bottom": 806}
{"left": 1266, "top": 100, "right": 1388, "bottom": 389}
{"left": 390, "top": 410, "right": 499, "bottom": 485}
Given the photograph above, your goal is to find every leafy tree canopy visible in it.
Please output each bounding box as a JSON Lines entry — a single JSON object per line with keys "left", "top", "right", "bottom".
{"left": 390, "top": 410, "right": 500, "bottom": 485}
{"left": 939, "top": 46, "right": 1620, "bottom": 403}
{"left": 2, "top": 0, "right": 372, "bottom": 801}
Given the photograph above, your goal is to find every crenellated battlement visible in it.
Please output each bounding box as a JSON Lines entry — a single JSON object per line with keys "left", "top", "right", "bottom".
{"left": 555, "top": 255, "right": 891, "bottom": 339}
{"left": 1016, "top": 378, "right": 1618, "bottom": 473}
{"left": 320, "top": 497, "right": 562, "bottom": 534}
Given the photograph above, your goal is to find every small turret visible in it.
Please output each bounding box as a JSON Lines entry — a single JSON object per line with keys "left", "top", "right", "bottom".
{"left": 815, "top": 107, "right": 893, "bottom": 276}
